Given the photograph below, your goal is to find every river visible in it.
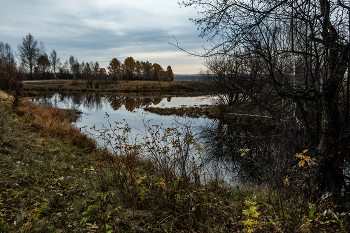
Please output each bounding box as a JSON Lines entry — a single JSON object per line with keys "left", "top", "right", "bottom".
{"left": 28, "top": 92, "right": 278, "bottom": 183}
{"left": 28, "top": 93, "right": 213, "bottom": 140}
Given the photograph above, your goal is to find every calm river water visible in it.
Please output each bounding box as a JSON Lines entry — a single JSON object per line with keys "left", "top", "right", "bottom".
{"left": 27, "top": 92, "right": 273, "bottom": 183}
{"left": 29, "top": 92, "right": 213, "bottom": 146}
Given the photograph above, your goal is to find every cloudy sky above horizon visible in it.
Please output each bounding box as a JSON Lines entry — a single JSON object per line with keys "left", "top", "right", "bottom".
{"left": 0, "top": 0, "right": 209, "bottom": 74}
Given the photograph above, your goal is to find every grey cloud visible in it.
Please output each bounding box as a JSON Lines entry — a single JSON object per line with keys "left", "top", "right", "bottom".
{"left": 0, "top": 0, "right": 208, "bottom": 73}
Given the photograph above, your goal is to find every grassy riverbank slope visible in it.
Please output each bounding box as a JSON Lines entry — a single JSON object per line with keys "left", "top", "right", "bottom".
{"left": 22, "top": 80, "right": 211, "bottom": 94}
{"left": 0, "top": 91, "right": 349, "bottom": 232}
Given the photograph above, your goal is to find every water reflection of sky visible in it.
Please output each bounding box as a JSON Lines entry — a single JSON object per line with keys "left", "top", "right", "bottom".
{"left": 29, "top": 93, "right": 212, "bottom": 146}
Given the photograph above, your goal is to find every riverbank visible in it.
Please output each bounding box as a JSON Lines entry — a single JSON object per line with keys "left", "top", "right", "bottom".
{"left": 144, "top": 105, "right": 219, "bottom": 119}
{"left": 144, "top": 105, "right": 272, "bottom": 123}
{"left": 0, "top": 91, "right": 348, "bottom": 232}
{"left": 22, "top": 79, "right": 212, "bottom": 94}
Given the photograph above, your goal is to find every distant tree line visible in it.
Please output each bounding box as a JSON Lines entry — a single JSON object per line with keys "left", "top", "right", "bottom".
{"left": 0, "top": 33, "right": 174, "bottom": 90}
{"left": 107, "top": 57, "right": 174, "bottom": 82}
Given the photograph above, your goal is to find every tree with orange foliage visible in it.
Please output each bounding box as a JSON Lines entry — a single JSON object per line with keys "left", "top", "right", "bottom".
{"left": 107, "top": 96, "right": 122, "bottom": 110}
{"left": 135, "top": 60, "right": 143, "bottom": 79}
{"left": 107, "top": 58, "right": 121, "bottom": 82}
{"left": 123, "top": 57, "right": 136, "bottom": 80}
{"left": 152, "top": 63, "right": 164, "bottom": 81}
{"left": 142, "top": 61, "right": 153, "bottom": 80}
{"left": 124, "top": 97, "right": 137, "bottom": 112}
{"left": 166, "top": 65, "right": 174, "bottom": 81}
{"left": 152, "top": 97, "right": 162, "bottom": 105}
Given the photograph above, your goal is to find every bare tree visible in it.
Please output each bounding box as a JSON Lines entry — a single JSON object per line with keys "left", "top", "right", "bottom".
{"left": 39, "top": 41, "right": 46, "bottom": 56}
{"left": 17, "top": 33, "right": 40, "bottom": 79}
{"left": 200, "top": 55, "right": 265, "bottom": 106}
{"left": 58, "top": 60, "right": 70, "bottom": 79}
{"left": 0, "top": 42, "right": 19, "bottom": 91}
{"left": 69, "top": 55, "right": 80, "bottom": 78}
{"left": 0, "top": 42, "right": 15, "bottom": 72}
{"left": 50, "top": 49, "right": 60, "bottom": 79}
{"left": 180, "top": 0, "right": 350, "bottom": 200}
{"left": 69, "top": 55, "right": 75, "bottom": 76}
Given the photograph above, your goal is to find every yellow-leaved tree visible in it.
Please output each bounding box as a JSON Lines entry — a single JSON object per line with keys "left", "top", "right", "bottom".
{"left": 152, "top": 63, "right": 163, "bottom": 81}
{"left": 123, "top": 57, "right": 136, "bottom": 80}
{"left": 135, "top": 60, "right": 143, "bottom": 79}
{"left": 166, "top": 65, "right": 174, "bottom": 81}
{"left": 142, "top": 61, "right": 153, "bottom": 80}
{"left": 107, "top": 58, "right": 121, "bottom": 82}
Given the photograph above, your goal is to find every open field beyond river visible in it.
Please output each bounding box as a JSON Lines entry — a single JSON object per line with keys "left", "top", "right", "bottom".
{"left": 22, "top": 80, "right": 212, "bottom": 94}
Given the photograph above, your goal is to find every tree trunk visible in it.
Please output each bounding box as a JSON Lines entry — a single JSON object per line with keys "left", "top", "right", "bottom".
{"left": 311, "top": 94, "right": 345, "bottom": 202}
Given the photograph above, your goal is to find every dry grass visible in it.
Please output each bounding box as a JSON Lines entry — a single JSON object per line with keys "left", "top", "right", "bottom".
{"left": 0, "top": 91, "right": 15, "bottom": 113}
{"left": 0, "top": 90, "right": 10, "bottom": 99}
{"left": 0, "top": 90, "right": 13, "bottom": 102}
{"left": 16, "top": 98, "right": 96, "bottom": 151}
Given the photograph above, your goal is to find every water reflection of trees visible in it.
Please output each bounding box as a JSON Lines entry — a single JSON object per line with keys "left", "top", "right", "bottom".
{"left": 124, "top": 97, "right": 137, "bottom": 112}
{"left": 199, "top": 117, "right": 299, "bottom": 186}
{"left": 107, "top": 96, "right": 123, "bottom": 111}
{"left": 33, "top": 93, "right": 166, "bottom": 112}
{"left": 35, "top": 93, "right": 55, "bottom": 106}
{"left": 107, "top": 95, "right": 164, "bottom": 112}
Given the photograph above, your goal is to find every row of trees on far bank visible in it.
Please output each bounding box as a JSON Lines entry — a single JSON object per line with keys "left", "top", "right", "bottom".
{"left": 65, "top": 56, "right": 174, "bottom": 83}
{"left": 1, "top": 33, "right": 174, "bottom": 86}
{"left": 107, "top": 57, "right": 174, "bottom": 82}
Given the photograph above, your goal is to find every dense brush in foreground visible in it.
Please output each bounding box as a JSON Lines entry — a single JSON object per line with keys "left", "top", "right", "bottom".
{"left": 0, "top": 91, "right": 349, "bottom": 232}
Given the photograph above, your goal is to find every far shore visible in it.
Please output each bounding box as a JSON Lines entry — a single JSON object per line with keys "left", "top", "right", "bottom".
{"left": 22, "top": 79, "right": 212, "bottom": 95}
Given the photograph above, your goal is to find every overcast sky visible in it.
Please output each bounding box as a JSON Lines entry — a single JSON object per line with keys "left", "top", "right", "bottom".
{"left": 0, "top": 0, "right": 209, "bottom": 74}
